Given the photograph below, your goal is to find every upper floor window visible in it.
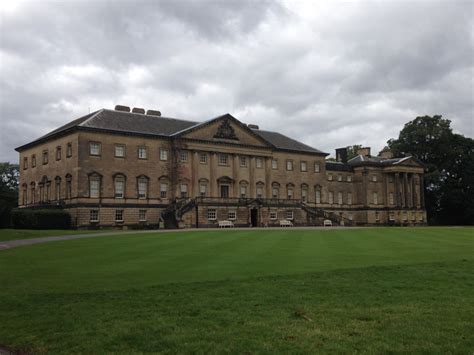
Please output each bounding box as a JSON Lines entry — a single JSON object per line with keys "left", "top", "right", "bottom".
{"left": 66, "top": 174, "right": 72, "bottom": 199}
{"left": 272, "top": 184, "right": 279, "bottom": 199}
{"left": 314, "top": 163, "right": 320, "bottom": 173}
{"left": 315, "top": 188, "right": 321, "bottom": 204}
{"left": 240, "top": 184, "right": 247, "bottom": 198}
{"left": 219, "top": 153, "right": 229, "bottom": 166}
{"left": 180, "top": 151, "right": 188, "bottom": 162}
{"left": 66, "top": 143, "right": 72, "bottom": 158}
{"left": 327, "top": 174, "right": 333, "bottom": 181}
{"left": 23, "top": 157, "right": 28, "bottom": 170}
{"left": 89, "top": 142, "right": 101, "bottom": 156}
{"left": 338, "top": 192, "right": 343, "bottom": 205}
{"left": 199, "top": 182, "right": 207, "bottom": 197}
{"left": 31, "top": 154, "right": 36, "bottom": 168}
{"left": 389, "top": 192, "right": 394, "bottom": 205}
{"left": 199, "top": 152, "right": 208, "bottom": 164}
{"left": 287, "top": 185, "right": 294, "bottom": 199}
{"left": 55, "top": 177, "right": 61, "bottom": 200}
{"left": 42, "top": 150, "right": 48, "bottom": 164}
{"left": 256, "top": 183, "right": 264, "bottom": 198}
{"left": 347, "top": 175, "right": 352, "bottom": 182}
{"left": 301, "top": 185, "right": 308, "bottom": 202}
{"left": 114, "top": 175, "right": 125, "bottom": 198}
{"left": 286, "top": 160, "right": 293, "bottom": 171}
{"left": 89, "top": 175, "right": 100, "bottom": 198}
{"left": 337, "top": 175, "right": 342, "bottom": 182}
{"left": 372, "top": 175, "right": 378, "bottom": 182}
{"left": 256, "top": 157, "right": 263, "bottom": 168}
{"left": 180, "top": 183, "right": 188, "bottom": 198}
{"left": 115, "top": 144, "right": 125, "bottom": 158}
{"left": 300, "top": 161, "right": 307, "bottom": 172}
{"left": 272, "top": 159, "right": 278, "bottom": 169}
{"left": 138, "top": 147, "right": 147, "bottom": 159}
{"left": 328, "top": 191, "right": 334, "bottom": 204}
{"left": 160, "top": 183, "right": 168, "bottom": 198}
{"left": 373, "top": 192, "right": 378, "bottom": 204}
{"left": 56, "top": 146, "right": 62, "bottom": 161}
{"left": 347, "top": 192, "right": 353, "bottom": 205}
{"left": 240, "top": 156, "right": 247, "bottom": 167}
{"left": 138, "top": 177, "right": 148, "bottom": 199}
{"left": 160, "top": 148, "right": 168, "bottom": 161}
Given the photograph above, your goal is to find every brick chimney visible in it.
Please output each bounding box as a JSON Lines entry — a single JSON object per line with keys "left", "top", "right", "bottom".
{"left": 357, "top": 147, "right": 371, "bottom": 157}
{"left": 378, "top": 147, "right": 393, "bottom": 159}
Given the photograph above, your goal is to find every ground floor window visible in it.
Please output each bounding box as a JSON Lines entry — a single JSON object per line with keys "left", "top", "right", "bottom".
{"left": 115, "top": 209, "right": 124, "bottom": 222}
{"left": 419, "top": 213, "right": 424, "bottom": 221}
{"left": 411, "top": 212, "right": 416, "bottom": 221}
{"left": 375, "top": 211, "right": 380, "bottom": 222}
{"left": 139, "top": 209, "right": 147, "bottom": 222}
{"left": 389, "top": 212, "right": 395, "bottom": 221}
{"left": 270, "top": 210, "right": 277, "bottom": 220}
{"left": 228, "top": 210, "right": 237, "bottom": 220}
{"left": 348, "top": 213, "right": 353, "bottom": 221}
{"left": 403, "top": 212, "right": 408, "bottom": 221}
{"left": 286, "top": 210, "right": 294, "bottom": 220}
{"left": 90, "top": 209, "right": 99, "bottom": 222}
{"left": 207, "top": 208, "right": 217, "bottom": 221}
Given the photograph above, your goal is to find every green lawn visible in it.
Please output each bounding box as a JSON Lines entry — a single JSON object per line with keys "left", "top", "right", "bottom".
{"left": 0, "top": 227, "right": 473, "bottom": 353}
{"left": 0, "top": 228, "right": 109, "bottom": 242}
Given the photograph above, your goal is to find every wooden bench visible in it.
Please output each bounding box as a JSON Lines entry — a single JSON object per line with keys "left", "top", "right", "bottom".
{"left": 279, "top": 219, "right": 293, "bottom": 227}
{"left": 218, "top": 220, "right": 234, "bottom": 228}
{"left": 323, "top": 219, "right": 332, "bottom": 227}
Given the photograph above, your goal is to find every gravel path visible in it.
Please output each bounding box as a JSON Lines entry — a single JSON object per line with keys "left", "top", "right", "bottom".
{"left": 0, "top": 226, "right": 359, "bottom": 251}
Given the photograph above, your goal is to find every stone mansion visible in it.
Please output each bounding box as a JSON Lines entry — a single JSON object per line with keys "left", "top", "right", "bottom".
{"left": 16, "top": 105, "right": 427, "bottom": 228}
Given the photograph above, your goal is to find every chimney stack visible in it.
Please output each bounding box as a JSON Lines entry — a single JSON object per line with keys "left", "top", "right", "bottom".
{"left": 132, "top": 107, "right": 145, "bottom": 114}
{"left": 247, "top": 124, "right": 259, "bottom": 129}
{"left": 335, "top": 148, "right": 348, "bottom": 163}
{"left": 357, "top": 147, "right": 371, "bottom": 157}
{"left": 115, "top": 105, "right": 131, "bottom": 112}
{"left": 378, "top": 147, "right": 393, "bottom": 159}
{"left": 146, "top": 109, "right": 161, "bottom": 117}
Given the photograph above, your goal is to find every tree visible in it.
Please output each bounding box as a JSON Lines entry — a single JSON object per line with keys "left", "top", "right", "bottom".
{"left": 0, "top": 162, "right": 19, "bottom": 227}
{"left": 346, "top": 145, "right": 363, "bottom": 160}
{"left": 388, "top": 115, "right": 474, "bottom": 225}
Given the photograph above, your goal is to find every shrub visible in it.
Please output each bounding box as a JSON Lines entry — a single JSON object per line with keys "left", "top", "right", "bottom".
{"left": 11, "top": 209, "right": 71, "bottom": 229}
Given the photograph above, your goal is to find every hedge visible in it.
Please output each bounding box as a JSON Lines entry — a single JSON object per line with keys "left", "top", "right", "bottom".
{"left": 11, "top": 209, "right": 71, "bottom": 229}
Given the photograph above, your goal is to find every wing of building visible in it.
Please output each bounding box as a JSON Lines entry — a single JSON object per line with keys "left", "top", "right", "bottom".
{"left": 15, "top": 105, "right": 427, "bottom": 228}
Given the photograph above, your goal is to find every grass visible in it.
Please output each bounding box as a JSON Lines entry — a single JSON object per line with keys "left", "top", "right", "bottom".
{"left": 0, "top": 228, "right": 109, "bottom": 242}
{"left": 0, "top": 227, "right": 473, "bottom": 353}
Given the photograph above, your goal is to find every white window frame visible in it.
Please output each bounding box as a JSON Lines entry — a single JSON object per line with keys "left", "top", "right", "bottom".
{"left": 338, "top": 192, "right": 343, "bottom": 205}
{"left": 373, "top": 192, "right": 378, "bottom": 205}
{"left": 301, "top": 161, "right": 307, "bottom": 172}
{"left": 115, "top": 209, "right": 124, "bottom": 222}
{"left": 115, "top": 144, "right": 125, "bottom": 158}
{"left": 160, "top": 183, "right": 168, "bottom": 198}
{"left": 89, "top": 142, "right": 101, "bottom": 156}
{"left": 314, "top": 162, "right": 320, "bottom": 173}
{"left": 256, "top": 157, "right": 263, "bottom": 168}
{"left": 347, "top": 192, "right": 352, "bottom": 205}
{"left": 287, "top": 187, "right": 293, "bottom": 199}
{"left": 272, "top": 187, "right": 279, "bottom": 199}
{"left": 240, "top": 185, "right": 247, "bottom": 198}
{"left": 337, "top": 175, "right": 342, "bottom": 182}
{"left": 328, "top": 191, "right": 334, "bottom": 204}
{"left": 200, "top": 183, "right": 207, "bottom": 196}
{"left": 372, "top": 175, "right": 378, "bottom": 182}
{"left": 138, "top": 147, "right": 147, "bottom": 159}
{"left": 328, "top": 174, "right": 333, "bottom": 181}
{"left": 228, "top": 210, "right": 237, "bottom": 220}
{"left": 90, "top": 209, "right": 99, "bottom": 222}
{"left": 114, "top": 179, "right": 124, "bottom": 199}
{"left": 207, "top": 208, "right": 217, "bottom": 221}
{"left": 90, "top": 179, "right": 100, "bottom": 198}
{"left": 180, "top": 184, "right": 188, "bottom": 198}
{"left": 199, "top": 153, "right": 208, "bottom": 164}
{"left": 240, "top": 156, "right": 247, "bottom": 167}
{"left": 180, "top": 151, "right": 188, "bottom": 162}
{"left": 272, "top": 159, "right": 278, "bottom": 170}
{"left": 139, "top": 209, "right": 147, "bottom": 222}
{"left": 269, "top": 210, "right": 278, "bottom": 220}
{"left": 138, "top": 179, "right": 147, "bottom": 199}
{"left": 347, "top": 175, "right": 352, "bottom": 182}
{"left": 286, "top": 210, "right": 294, "bottom": 220}
{"left": 315, "top": 189, "right": 321, "bottom": 204}
{"left": 286, "top": 160, "right": 293, "bottom": 171}
{"left": 218, "top": 153, "right": 229, "bottom": 166}
{"left": 160, "top": 148, "right": 168, "bottom": 161}
{"left": 256, "top": 185, "right": 263, "bottom": 198}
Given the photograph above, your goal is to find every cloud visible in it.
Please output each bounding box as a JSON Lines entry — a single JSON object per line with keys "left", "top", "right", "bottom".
{"left": 0, "top": 0, "right": 472, "bottom": 162}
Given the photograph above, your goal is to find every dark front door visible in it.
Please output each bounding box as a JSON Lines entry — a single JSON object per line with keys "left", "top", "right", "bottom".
{"left": 251, "top": 208, "right": 258, "bottom": 227}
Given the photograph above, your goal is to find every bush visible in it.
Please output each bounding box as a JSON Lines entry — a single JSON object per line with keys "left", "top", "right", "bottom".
{"left": 11, "top": 209, "right": 71, "bottom": 229}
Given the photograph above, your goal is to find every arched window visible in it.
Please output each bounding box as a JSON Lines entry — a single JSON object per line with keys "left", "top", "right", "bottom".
{"left": 159, "top": 175, "right": 170, "bottom": 199}
{"left": 179, "top": 178, "right": 189, "bottom": 198}
{"left": 22, "top": 183, "right": 27, "bottom": 205}
{"left": 65, "top": 174, "right": 72, "bottom": 199}
{"left": 301, "top": 184, "right": 308, "bottom": 202}
{"left": 256, "top": 181, "right": 264, "bottom": 198}
{"left": 315, "top": 185, "right": 321, "bottom": 204}
{"left": 239, "top": 180, "right": 248, "bottom": 198}
{"left": 286, "top": 183, "right": 294, "bottom": 199}
{"left": 39, "top": 176, "right": 48, "bottom": 202}
{"left": 30, "top": 182, "right": 36, "bottom": 204}
{"left": 199, "top": 178, "right": 209, "bottom": 197}
{"left": 55, "top": 176, "right": 62, "bottom": 201}
{"left": 113, "top": 173, "right": 126, "bottom": 199}
{"left": 88, "top": 172, "right": 102, "bottom": 198}
{"left": 137, "top": 175, "right": 149, "bottom": 199}
{"left": 272, "top": 182, "right": 280, "bottom": 199}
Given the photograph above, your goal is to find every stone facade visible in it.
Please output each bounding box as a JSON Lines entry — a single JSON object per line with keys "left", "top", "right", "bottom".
{"left": 16, "top": 106, "right": 426, "bottom": 228}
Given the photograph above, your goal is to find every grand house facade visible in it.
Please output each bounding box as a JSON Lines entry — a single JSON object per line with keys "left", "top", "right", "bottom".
{"left": 16, "top": 105, "right": 427, "bottom": 228}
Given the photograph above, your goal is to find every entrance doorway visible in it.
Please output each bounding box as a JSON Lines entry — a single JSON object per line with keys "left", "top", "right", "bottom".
{"left": 250, "top": 208, "right": 258, "bottom": 227}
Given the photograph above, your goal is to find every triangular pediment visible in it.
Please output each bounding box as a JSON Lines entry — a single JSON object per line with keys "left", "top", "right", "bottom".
{"left": 174, "top": 114, "right": 271, "bottom": 148}
{"left": 394, "top": 156, "right": 424, "bottom": 167}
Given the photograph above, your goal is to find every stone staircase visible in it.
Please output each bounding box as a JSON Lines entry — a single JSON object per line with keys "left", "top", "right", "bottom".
{"left": 299, "top": 202, "right": 353, "bottom": 226}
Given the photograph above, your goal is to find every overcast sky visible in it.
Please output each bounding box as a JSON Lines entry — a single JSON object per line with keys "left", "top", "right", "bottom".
{"left": 0, "top": 0, "right": 472, "bottom": 162}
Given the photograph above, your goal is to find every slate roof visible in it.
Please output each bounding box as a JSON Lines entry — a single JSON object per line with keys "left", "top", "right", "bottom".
{"left": 347, "top": 155, "right": 413, "bottom": 166}
{"left": 16, "top": 109, "right": 327, "bottom": 155}
{"left": 325, "top": 161, "right": 353, "bottom": 172}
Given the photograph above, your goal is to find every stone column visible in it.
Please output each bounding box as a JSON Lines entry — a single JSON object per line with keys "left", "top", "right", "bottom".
{"left": 411, "top": 173, "right": 416, "bottom": 208}
{"left": 232, "top": 154, "right": 239, "bottom": 198}
{"left": 192, "top": 151, "right": 199, "bottom": 198}
{"left": 265, "top": 157, "right": 271, "bottom": 198}
{"left": 362, "top": 169, "right": 368, "bottom": 207}
{"left": 395, "top": 173, "right": 401, "bottom": 207}
{"left": 403, "top": 173, "right": 409, "bottom": 208}
{"left": 382, "top": 172, "right": 388, "bottom": 207}
{"left": 210, "top": 152, "right": 216, "bottom": 197}
{"left": 249, "top": 156, "right": 255, "bottom": 198}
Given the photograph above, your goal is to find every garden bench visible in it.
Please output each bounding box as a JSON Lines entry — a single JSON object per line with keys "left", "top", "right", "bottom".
{"left": 218, "top": 220, "right": 234, "bottom": 228}
{"left": 279, "top": 219, "right": 293, "bottom": 227}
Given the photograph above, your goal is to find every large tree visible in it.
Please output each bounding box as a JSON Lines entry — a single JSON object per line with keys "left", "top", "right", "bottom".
{"left": 388, "top": 115, "right": 474, "bottom": 225}
{"left": 0, "top": 162, "right": 19, "bottom": 227}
